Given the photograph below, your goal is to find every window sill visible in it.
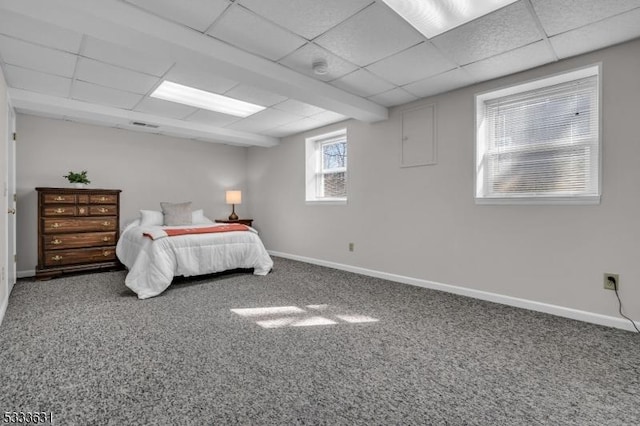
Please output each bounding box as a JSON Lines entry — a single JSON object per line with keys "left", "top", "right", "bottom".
{"left": 475, "top": 196, "right": 601, "bottom": 205}
{"left": 306, "top": 199, "right": 347, "bottom": 206}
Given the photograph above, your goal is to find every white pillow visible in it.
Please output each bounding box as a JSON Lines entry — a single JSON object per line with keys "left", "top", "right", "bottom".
{"left": 140, "top": 210, "right": 163, "bottom": 226}
{"left": 140, "top": 209, "right": 213, "bottom": 226}
{"left": 192, "top": 209, "right": 214, "bottom": 224}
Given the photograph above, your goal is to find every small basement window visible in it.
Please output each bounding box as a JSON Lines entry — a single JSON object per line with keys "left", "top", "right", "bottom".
{"left": 305, "top": 129, "right": 347, "bottom": 204}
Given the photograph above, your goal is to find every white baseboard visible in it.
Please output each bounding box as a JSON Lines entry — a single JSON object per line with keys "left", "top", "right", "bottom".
{"left": 269, "top": 250, "right": 639, "bottom": 333}
{"left": 17, "top": 269, "right": 35, "bottom": 278}
{"left": 0, "top": 292, "right": 7, "bottom": 327}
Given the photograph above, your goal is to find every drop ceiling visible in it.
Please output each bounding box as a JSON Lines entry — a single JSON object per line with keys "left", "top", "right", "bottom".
{"left": 1, "top": 0, "right": 639, "bottom": 147}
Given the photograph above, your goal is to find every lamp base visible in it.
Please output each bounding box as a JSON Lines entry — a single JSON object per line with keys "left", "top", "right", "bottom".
{"left": 228, "top": 205, "right": 238, "bottom": 220}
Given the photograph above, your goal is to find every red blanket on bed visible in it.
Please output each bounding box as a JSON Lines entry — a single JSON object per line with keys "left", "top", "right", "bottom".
{"left": 144, "top": 224, "right": 249, "bottom": 240}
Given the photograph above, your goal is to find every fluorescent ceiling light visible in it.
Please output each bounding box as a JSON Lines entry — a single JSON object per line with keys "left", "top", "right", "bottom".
{"left": 380, "top": 0, "right": 518, "bottom": 39}
{"left": 151, "top": 81, "right": 266, "bottom": 118}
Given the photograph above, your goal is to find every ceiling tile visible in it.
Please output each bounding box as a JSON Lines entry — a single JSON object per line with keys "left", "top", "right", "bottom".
{"left": 278, "top": 43, "right": 358, "bottom": 82}
{"left": 208, "top": 6, "right": 306, "bottom": 61}
{"left": 223, "top": 84, "right": 287, "bottom": 107}
{"left": 226, "top": 108, "right": 300, "bottom": 133}
{"left": 272, "top": 99, "right": 326, "bottom": 117}
{"left": 75, "top": 58, "right": 160, "bottom": 95}
{"left": 0, "top": 35, "right": 77, "bottom": 78}
{"left": 315, "top": 3, "right": 424, "bottom": 67}
{"left": 368, "top": 87, "right": 418, "bottom": 107}
{"left": 463, "top": 41, "right": 556, "bottom": 83}
{"left": 403, "top": 68, "right": 474, "bottom": 99}
{"left": 164, "top": 64, "right": 238, "bottom": 94}
{"left": 0, "top": 9, "right": 82, "bottom": 53}
{"left": 331, "top": 69, "right": 395, "bottom": 97}
{"left": 531, "top": 0, "right": 640, "bottom": 36}
{"left": 366, "top": 42, "right": 456, "bottom": 86}
{"left": 307, "top": 110, "right": 349, "bottom": 126}
{"left": 124, "top": 0, "right": 230, "bottom": 32}
{"left": 238, "top": 0, "right": 371, "bottom": 40}
{"left": 185, "top": 109, "right": 241, "bottom": 127}
{"left": 4, "top": 65, "right": 72, "bottom": 98}
{"left": 431, "top": 1, "right": 542, "bottom": 66}
{"left": 72, "top": 81, "right": 143, "bottom": 109}
{"left": 549, "top": 8, "right": 640, "bottom": 59}
{"left": 133, "top": 97, "right": 197, "bottom": 119}
{"left": 82, "top": 37, "right": 173, "bottom": 77}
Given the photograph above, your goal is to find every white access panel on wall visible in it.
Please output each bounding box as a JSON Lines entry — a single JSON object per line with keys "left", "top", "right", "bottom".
{"left": 400, "top": 104, "right": 436, "bottom": 167}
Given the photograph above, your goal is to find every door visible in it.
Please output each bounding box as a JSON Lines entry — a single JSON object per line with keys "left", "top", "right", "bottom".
{"left": 6, "top": 106, "right": 15, "bottom": 292}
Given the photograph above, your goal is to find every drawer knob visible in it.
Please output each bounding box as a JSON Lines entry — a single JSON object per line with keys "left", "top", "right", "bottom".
{"left": 102, "top": 221, "right": 111, "bottom": 226}
{"left": 55, "top": 208, "right": 65, "bottom": 213}
{"left": 99, "top": 207, "right": 108, "bottom": 213}
{"left": 51, "top": 223, "right": 61, "bottom": 228}
{"left": 100, "top": 196, "right": 107, "bottom": 201}
{"left": 51, "top": 255, "right": 63, "bottom": 261}
{"left": 79, "top": 208, "right": 86, "bottom": 214}
{"left": 103, "top": 251, "right": 111, "bottom": 256}
{"left": 54, "top": 196, "right": 65, "bottom": 201}
{"left": 51, "top": 239, "right": 62, "bottom": 245}
{"left": 102, "top": 236, "right": 110, "bottom": 242}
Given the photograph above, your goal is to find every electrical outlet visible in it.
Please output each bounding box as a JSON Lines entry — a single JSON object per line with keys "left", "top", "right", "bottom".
{"left": 348, "top": 242, "right": 354, "bottom": 252}
{"left": 604, "top": 273, "right": 619, "bottom": 291}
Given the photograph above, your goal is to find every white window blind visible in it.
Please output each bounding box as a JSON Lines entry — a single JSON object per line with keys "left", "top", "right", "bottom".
{"left": 475, "top": 66, "right": 600, "bottom": 204}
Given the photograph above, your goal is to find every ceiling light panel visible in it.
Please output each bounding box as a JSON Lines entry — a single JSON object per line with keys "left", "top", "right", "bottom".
{"left": 151, "top": 81, "right": 266, "bottom": 117}
{"left": 380, "top": 0, "right": 519, "bottom": 39}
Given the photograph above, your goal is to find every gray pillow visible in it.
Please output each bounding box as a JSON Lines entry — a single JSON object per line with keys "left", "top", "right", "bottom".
{"left": 160, "top": 201, "right": 193, "bottom": 226}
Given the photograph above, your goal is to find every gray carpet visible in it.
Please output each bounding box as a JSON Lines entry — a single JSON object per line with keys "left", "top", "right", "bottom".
{"left": 1, "top": 257, "right": 638, "bottom": 425}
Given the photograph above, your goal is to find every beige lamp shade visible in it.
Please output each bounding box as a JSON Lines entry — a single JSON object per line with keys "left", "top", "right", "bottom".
{"left": 225, "top": 190, "right": 242, "bottom": 205}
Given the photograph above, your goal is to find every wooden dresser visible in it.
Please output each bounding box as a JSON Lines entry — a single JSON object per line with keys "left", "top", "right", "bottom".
{"left": 36, "top": 187, "right": 122, "bottom": 279}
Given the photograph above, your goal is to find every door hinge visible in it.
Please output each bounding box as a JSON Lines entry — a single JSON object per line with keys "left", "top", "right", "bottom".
{"left": 14, "top": 254, "right": 17, "bottom": 262}
{"left": 13, "top": 193, "right": 16, "bottom": 202}
{"left": 12, "top": 132, "right": 16, "bottom": 141}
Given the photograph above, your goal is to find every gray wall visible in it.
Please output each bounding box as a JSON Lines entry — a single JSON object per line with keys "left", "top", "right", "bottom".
{"left": 247, "top": 38, "right": 640, "bottom": 321}
{"left": 16, "top": 115, "right": 249, "bottom": 274}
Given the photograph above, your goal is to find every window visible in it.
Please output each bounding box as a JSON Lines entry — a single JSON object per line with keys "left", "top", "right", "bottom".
{"left": 306, "top": 129, "right": 347, "bottom": 204}
{"left": 475, "top": 65, "right": 601, "bottom": 204}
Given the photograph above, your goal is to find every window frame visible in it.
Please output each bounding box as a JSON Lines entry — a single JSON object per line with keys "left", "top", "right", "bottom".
{"left": 474, "top": 64, "right": 602, "bottom": 205}
{"left": 305, "top": 129, "right": 348, "bottom": 205}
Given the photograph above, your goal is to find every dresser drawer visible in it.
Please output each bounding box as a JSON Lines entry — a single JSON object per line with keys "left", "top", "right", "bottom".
{"left": 44, "top": 231, "right": 117, "bottom": 250}
{"left": 89, "top": 205, "right": 117, "bottom": 215}
{"left": 90, "top": 194, "right": 117, "bottom": 204}
{"left": 43, "top": 206, "right": 76, "bottom": 216}
{"left": 43, "top": 247, "right": 116, "bottom": 267}
{"left": 43, "top": 193, "right": 76, "bottom": 204}
{"left": 43, "top": 217, "right": 117, "bottom": 233}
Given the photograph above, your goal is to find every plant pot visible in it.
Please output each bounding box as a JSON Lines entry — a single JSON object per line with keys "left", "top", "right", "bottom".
{"left": 74, "top": 183, "right": 87, "bottom": 189}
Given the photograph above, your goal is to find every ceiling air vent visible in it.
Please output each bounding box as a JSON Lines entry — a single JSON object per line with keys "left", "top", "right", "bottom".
{"left": 131, "top": 121, "right": 159, "bottom": 129}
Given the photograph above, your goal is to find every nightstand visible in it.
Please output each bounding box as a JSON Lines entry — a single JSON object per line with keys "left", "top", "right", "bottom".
{"left": 215, "top": 219, "right": 253, "bottom": 227}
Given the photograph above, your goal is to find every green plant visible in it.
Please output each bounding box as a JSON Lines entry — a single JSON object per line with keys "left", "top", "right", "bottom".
{"left": 63, "top": 170, "right": 91, "bottom": 184}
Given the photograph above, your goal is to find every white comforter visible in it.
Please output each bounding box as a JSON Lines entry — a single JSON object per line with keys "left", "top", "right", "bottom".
{"left": 116, "top": 221, "right": 273, "bottom": 299}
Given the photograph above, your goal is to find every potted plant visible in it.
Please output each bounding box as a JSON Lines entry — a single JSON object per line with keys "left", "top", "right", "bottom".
{"left": 63, "top": 170, "right": 91, "bottom": 188}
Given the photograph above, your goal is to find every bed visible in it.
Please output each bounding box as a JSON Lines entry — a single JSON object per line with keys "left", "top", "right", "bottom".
{"left": 116, "top": 211, "right": 273, "bottom": 299}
